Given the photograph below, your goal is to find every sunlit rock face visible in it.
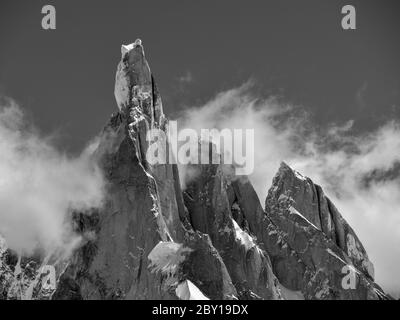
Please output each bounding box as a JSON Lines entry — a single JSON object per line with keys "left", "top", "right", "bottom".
{"left": 266, "top": 162, "right": 375, "bottom": 280}
{"left": 0, "top": 41, "right": 390, "bottom": 300}
{"left": 260, "top": 162, "right": 385, "bottom": 299}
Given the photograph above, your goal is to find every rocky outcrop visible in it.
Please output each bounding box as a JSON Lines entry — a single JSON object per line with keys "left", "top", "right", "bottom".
{"left": 52, "top": 40, "right": 237, "bottom": 300}
{"left": 0, "top": 236, "right": 66, "bottom": 300}
{"left": 183, "top": 164, "right": 282, "bottom": 300}
{"left": 268, "top": 162, "right": 374, "bottom": 280}
{"left": 0, "top": 40, "right": 389, "bottom": 300}
{"left": 228, "top": 164, "right": 386, "bottom": 299}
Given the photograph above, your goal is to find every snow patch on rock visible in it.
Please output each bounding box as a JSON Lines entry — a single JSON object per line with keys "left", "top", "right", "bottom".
{"left": 176, "top": 280, "right": 209, "bottom": 300}
{"left": 121, "top": 39, "right": 143, "bottom": 56}
{"left": 232, "top": 219, "right": 256, "bottom": 251}
{"left": 326, "top": 248, "right": 347, "bottom": 264}
{"left": 148, "top": 241, "right": 192, "bottom": 276}
{"left": 288, "top": 206, "right": 318, "bottom": 230}
{"left": 294, "top": 170, "right": 307, "bottom": 181}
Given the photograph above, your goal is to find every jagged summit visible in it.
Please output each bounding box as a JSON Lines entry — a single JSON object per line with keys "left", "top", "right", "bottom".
{"left": 114, "top": 39, "right": 164, "bottom": 127}
{"left": 121, "top": 39, "right": 143, "bottom": 56}
{"left": 276, "top": 161, "right": 307, "bottom": 181}
{"left": 267, "top": 161, "right": 375, "bottom": 280}
{"left": 0, "top": 41, "right": 389, "bottom": 300}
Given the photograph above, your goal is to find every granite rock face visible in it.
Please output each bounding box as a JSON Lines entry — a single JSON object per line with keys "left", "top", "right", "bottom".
{"left": 269, "top": 163, "right": 374, "bottom": 279}
{"left": 0, "top": 40, "right": 389, "bottom": 300}
{"left": 183, "top": 164, "right": 282, "bottom": 300}
{"left": 230, "top": 163, "right": 386, "bottom": 299}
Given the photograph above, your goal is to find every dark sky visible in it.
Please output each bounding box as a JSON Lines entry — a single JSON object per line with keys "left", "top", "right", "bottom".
{"left": 0, "top": 0, "right": 399, "bottom": 152}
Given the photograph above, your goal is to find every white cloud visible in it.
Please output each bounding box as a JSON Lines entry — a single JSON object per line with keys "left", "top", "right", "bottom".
{"left": 0, "top": 99, "right": 105, "bottom": 258}
{"left": 176, "top": 84, "right": 400, "bottom": 297}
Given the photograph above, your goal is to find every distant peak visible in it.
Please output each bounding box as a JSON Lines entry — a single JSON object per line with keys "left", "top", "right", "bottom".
{"left": 277, "top": 161, "right": 293, "bottom": 176}
{"left": 279, "top": 161, "right": 291, "bottom": 170}
{"left": 275, "top": 161, "right": 309, "bottom": 183}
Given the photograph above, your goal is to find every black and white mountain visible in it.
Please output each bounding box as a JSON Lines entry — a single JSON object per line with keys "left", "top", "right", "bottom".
{"left": 0, "top": 40, "right": 390, "bottom": 300}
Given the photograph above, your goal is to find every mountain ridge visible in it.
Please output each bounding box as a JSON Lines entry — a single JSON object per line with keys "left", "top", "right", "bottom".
{"left": 0, "top": 40, "right": 389, "bottom": 300}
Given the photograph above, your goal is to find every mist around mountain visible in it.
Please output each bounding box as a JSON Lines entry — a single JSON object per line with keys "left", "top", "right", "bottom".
{"left": 0, "top": 40, "right": 397, "bottom": 300}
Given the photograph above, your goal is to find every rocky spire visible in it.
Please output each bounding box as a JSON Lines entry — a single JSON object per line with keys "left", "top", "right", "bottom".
{"left": 0, "top": 41, "right": 391, "bottom": 300}
{"left": 269, "top": 161, "right": 374, "bottom": 280}
{"left": 114, "top": 39, "right": 165, "bottom": 127}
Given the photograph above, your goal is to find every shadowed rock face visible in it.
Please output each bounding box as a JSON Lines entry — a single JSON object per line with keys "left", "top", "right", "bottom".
{"left": 229, "top": 164, "right": 386, "bottom": 299}
{"left": 183, "top": 164, "right": 282, "bottom": 300}
{"left": 0, "top": 41, "right": 390, "bottom": 300}
{"left": 52, "top": 40, "right": 239, "bottom": 300}
{"left": 266, "top": 162, "right": 375, "bottom": 280}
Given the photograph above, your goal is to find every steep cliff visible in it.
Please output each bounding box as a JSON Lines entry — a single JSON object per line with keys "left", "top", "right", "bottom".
{"left": 0, "top": 40, "right": 389, "bottom": 300}
{"left": 229, "top": 163, "right": 386, "bottom": 299}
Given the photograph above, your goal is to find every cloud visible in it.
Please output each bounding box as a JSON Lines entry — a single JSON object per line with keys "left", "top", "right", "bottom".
{"left": 0, "top": 99, "right": 105, "bottom": 258}
{"left": 175, "top": 83, "right": 400, "bottom": 297}
{"left": 176, "top": 82, "right": 298, "bottom": 193}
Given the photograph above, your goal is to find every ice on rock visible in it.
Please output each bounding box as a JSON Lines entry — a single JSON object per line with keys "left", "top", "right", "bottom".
{"left": 326, "top": 248, "right": 347, "bottom": 264}
{"left": 232, "top": 219, "right": 256, "bottom": 251}
{"left": 121, "top": 39, "right": 143, "bottom": 56}
{"left": 294, "top": 170, "right": 307, "bottom": 181}
{"left": 288, "top": 206, "right": 319, "bottom": 230}
{"left": 148, "top": 242, "right": 211, "bottom": 300}
{"left": 148, "top": 241, "right": 192, "bottom": 276}
{"left": 176, "top": 280, "right": 209, "bottom": 300}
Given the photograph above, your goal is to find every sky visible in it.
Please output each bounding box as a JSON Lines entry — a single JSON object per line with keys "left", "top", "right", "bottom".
{"left": 1, "top": 0, "right": 400, "bottom": 296}
{"left": 0, "top": 0, "right": 400, "bottom": 151}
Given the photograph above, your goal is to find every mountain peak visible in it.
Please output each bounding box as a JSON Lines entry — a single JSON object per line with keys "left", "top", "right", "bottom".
{"left": 267, "top": 162, "right": 376, "bottom": 281}
{"left": 0, "top": 40, "right": 389, "bottom": 300}
{"left": 121, "top": 39, "right": 144, "bottom": 57}
{"left": 114, "top": 40, "right": 164, "bottom": 128}
{"left": 275, "top": 161, "right": 308, "bottom": 183}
